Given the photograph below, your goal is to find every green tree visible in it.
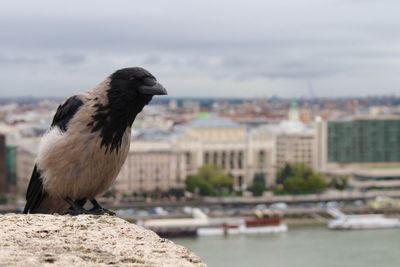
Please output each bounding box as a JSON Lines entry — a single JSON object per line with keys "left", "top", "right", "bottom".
{"left": 186, "top": 175, "right": 215, "bottom": 196}
{"left": 307, "top": 174, "right": 327, "bottom": 193}
{"left": 278, "top": 163, "right": 327, "bottom": 194}
{"left": 168, "top": 187, "right": 185, "bottom": 199}
{"left": 277, "top": 164, "right": 293, "bottom": 184}
{"left": 329, "top": 175, "right": 348, "bottom": 191}
{"left": 0, "top": 193, "right": 7, "bottom": 205}
{"left": 185, "top": 165, "right": 234, "bottom": 196}
{"left": 248, "top": 173, "right": 267, "bottom": 196}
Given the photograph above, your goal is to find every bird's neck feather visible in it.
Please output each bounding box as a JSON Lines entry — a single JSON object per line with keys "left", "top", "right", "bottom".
{"left": 90, "top": 88, "right": 151, "bottom": 153}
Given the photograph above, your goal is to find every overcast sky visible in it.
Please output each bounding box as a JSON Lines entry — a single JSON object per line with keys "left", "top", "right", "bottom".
{"left": 1, "top": 0, "right": 400, "bottom": 98}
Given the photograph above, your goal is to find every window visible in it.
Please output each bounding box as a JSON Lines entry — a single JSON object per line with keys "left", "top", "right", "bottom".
{"left": 185, "top": 152, "right": 191, "bottom": 166}
{"left": 238, "top": 175, "right": 243, "bottom": 188}
{"left": 258, "top": 150, "right": 266, "bottom": 167}
{"left": 238, "top": 151, "right": 243, "bottom": 169}
{"left": 204, "top": 152, "right": 210, "bottom": 164}
{"left": 213, "top": 151, "right": 218, "bottom": 165}
{"left": 222, "top": 151, "right": 226, "bottom": 168}
{"left": 230, "top": 151, "right": 235, "bottom": 169}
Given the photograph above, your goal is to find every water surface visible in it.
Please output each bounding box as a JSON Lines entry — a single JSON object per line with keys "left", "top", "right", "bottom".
{"left": 172, "top": 226, "right": 400, "bottom": 267}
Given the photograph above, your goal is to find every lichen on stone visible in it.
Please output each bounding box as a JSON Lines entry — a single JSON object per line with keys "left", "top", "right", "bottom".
{"left": 0, "top": 214, "right": 206, "bottom": 267}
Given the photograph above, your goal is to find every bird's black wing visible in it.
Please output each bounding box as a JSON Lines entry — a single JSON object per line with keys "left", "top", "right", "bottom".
{"left": 23, "top": 96, "right": 84, "bottom": 213}
{"left": 51, "top": 95, "right": 84, "bottom": 132}
{"left": 23, "top": 165, "right": 46, "bottom": 213}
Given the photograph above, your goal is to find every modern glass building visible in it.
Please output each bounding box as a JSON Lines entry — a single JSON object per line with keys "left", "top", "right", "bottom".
{"left": 6, "top": 145, "right": 17, "bottom": 191}
{"left": 327, "top": 119, "right": 400, "bottom": 163}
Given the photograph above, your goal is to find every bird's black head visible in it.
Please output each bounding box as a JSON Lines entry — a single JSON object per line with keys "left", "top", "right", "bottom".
{"left": 110, "top": 67, "right": 167, "bottom": 99}
{"left": 90, "top": 67, "right": 167, "bottom": 153}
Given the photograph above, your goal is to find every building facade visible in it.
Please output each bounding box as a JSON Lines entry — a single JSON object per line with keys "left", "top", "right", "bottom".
{"left": 116, "top": 143, "right": 186, "bottom": 195}
{"left": 16, "top": 142, "right": 37, "bottom": 197}
{"left": 316, "top": 117, "right": 400, "bottom": 169}
{"left": 6, "top": 145, "right": 17, "bottom": 193}
{"left": 0, "top": 134, "right": 6, "bottom": 192}
{"left": 276, "top": 132, "right": 315, "bottom": 170}
{"left": 327, "top": 118, "right": 400, "bottom": 163}
{"left": 316, "top": 116, "right": 400, "bottom": 192}
{"left": 115, "top": 116, "right": 275, "bottom": 194}
{"left": 349, "top": 169, "right": 400, "bottom": 191}
{"left": 179, "top": 117, "right": 275, "bottom": 190}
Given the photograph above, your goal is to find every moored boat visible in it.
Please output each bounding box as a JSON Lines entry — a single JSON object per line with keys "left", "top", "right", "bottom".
{"left": 327, "top": 208, "right": 400, "bottom": 230}
{"left": 198, "top": 210, "right": 288, "bottom": 236}
{"left": 137, "top": 208, "right": 209, "bottom": 237}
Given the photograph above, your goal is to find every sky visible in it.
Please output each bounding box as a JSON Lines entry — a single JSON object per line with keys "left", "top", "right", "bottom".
{"left": 1, "top": 0, "right": 400, "bottom": 98}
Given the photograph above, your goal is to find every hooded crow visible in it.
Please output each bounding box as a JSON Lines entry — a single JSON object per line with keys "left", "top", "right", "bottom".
{"left": 23, "top": 67, "right": 167, "bottom": 215}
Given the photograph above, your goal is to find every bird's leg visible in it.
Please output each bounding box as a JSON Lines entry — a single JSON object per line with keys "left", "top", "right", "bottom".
{"left": 75, "top": 198, "right": 87, "bottom": 208}
{"left": 89, "top": 198, "right": 115, "bottom": 215}
{"left": 64, "top": 197, "right": 88, "bottom": 215}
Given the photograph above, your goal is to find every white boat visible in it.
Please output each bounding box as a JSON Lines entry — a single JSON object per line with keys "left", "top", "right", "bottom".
{"left": 198, "top": 222, "right": 288, "bottom": 236}
{"left": 327, "top": 208, "right": 400, "bottom": 230}
{"left": 198, "top": 210, "right": 288, "bottom": 236}
{"left": 137, "top": 208, "right": 209, "bottom": 237}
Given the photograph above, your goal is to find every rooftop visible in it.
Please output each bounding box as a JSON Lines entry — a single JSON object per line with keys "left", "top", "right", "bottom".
{"left": 188, "top": 115, "right": 241, "bottom": 129}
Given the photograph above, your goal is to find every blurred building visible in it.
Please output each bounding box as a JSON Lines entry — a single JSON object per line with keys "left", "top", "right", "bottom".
{"left": 115, "top": 116, "right": 276, "bottom": 194}
{"left": 0, "top": 134, "right": 6, "bottom": 192}
{"left": 16, "top": 141, "right": 38, "bottom": 197}
{"left": 168, "top": 99, "right": 178, "bottom": 110}
{"left": 274, "top": 101, "right": 316, "bottom": 171}
{"left": 276, "top": 132, "right": 315, "bottom": 170}
{"left": 182, "top": 100, "right": 200, "bottom": 113}
{"left": 116, "top": 142, "right": 186, "bottom": 194}
{"left": 6, "top": 145, "right": 17, "bottom": 193}
{"left": 0, "top": 111, "right": 5, "bottom": 122}
{"left": 316, "top": 116, "right": 400, "bottom": 192}
{"left": 179, "top": 116, "right": 275, "bottom": 190}
{"left": 350, "top": 169, "right": 400, "bottom": 191}
{"left": 288, "top": 99, "right": 299, "bottom": 121}
{"left": 316, "top": 116, "right": 400, "bottom": 169}
{"left": 327, "top": 117, "right": 400, "bottom": 163}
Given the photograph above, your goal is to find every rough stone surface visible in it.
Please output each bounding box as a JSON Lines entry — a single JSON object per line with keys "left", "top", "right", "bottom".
{"left": 0, "top": 214, "right": 206, "bottom": 267}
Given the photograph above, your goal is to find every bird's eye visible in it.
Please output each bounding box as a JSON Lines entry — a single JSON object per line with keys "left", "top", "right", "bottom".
{"left": 129, "top": 76, "right": 136, "bottom": 81}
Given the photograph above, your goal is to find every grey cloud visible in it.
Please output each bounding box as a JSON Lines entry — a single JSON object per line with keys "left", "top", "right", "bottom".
{"left": 1, "top": 0, "right": 400, "bottom": 97}
{"left": 0, "top": 54, "right": 45, "bottom": 65}
{"left": 142, "top": 56, "right": 162, "bottom": 65}
{"left": 56, "top": 53, "right": 86, "bottom": 65}
{"left": 0, "top": 52, "right": 87, "bottom": 66}
{"left": 215, "top": 56, "right": 343, "bottom": 80}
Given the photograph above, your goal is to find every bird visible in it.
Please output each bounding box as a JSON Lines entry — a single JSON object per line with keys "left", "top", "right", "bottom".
{"left": 23, "top": 67, "right": 167, "bottom": 215}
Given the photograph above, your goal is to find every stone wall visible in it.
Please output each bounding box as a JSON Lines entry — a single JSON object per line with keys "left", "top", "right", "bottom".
{"left": 0, "top": 214, "right": 206, "bottom": 267}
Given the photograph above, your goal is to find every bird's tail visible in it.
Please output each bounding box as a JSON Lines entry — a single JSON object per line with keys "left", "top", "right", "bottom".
{"left": 23, "top": 165, "right": 47, "bottom": 214}
{"left": 23, "top": 165, "right": 70, "bottom": 214}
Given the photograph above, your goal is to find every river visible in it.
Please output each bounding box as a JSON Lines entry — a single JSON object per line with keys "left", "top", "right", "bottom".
{"left": 172, "top": 226, "right": 400, "bottom": 267}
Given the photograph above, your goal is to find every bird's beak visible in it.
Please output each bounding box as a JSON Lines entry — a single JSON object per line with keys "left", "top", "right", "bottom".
{"left": 138, "top": 82, "right": 168, "bottom": 95}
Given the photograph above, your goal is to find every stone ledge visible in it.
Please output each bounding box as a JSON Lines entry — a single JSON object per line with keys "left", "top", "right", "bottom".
{"left": 0, "top": 214, "right": 206, "bottom": 267}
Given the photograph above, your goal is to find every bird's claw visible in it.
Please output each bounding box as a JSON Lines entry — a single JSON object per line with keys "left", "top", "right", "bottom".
{"left": 64, "top": 207, "right": 115, "bottom": 216}
{"left": 64, "top": 197, "right": 114, "bottom": 216}
{"left": 65, "top": 208, "right": 86, "bottom": 216}
{"left": 88, "top": 207, "right": 115, "bottom": 216}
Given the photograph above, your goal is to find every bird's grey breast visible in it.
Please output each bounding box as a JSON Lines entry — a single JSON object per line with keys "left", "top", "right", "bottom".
{"left": 37, "top": 92, "right": 131, "bottom": 199}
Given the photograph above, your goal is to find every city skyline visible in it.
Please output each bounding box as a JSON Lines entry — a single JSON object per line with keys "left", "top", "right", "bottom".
{"left": 1, "top": 0, "right": 400, "bottom": 98}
